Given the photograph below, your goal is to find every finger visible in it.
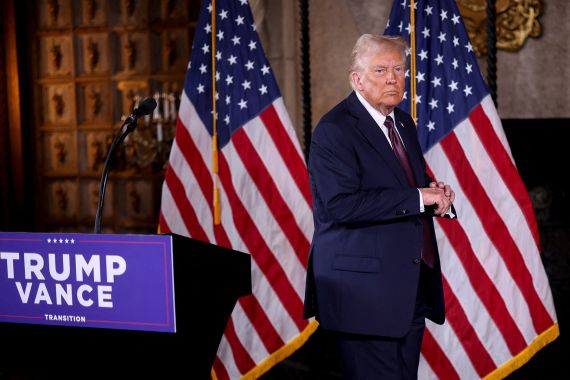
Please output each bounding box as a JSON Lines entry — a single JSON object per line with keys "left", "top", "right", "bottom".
{"left": 429, "top": 182, "right": 437, "bottom": 188}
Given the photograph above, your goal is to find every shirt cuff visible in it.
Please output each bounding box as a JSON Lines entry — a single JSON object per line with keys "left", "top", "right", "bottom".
{"left": 418, "top": 189, "right": 424, "bottom": 213}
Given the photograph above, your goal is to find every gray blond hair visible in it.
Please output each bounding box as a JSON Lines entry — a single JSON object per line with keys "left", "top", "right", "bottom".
{"left": 349, "top": 34, "right": 408, "bottom": 89}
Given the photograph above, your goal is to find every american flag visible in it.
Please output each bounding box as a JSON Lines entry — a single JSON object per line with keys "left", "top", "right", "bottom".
{"left": 159, "top": 0, "right": 315, "bottom": 378}
{"left": 385, "top": 0, "right": 559, "bottom": 378}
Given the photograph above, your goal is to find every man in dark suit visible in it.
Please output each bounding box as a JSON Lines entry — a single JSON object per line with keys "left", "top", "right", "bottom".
{"left": 304, "top": 34, "right": 456, "bottom": 379}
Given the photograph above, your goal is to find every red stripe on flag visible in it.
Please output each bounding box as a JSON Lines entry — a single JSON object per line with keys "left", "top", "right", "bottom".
{"left": 223, "top": 317, "right": 257, "bottom": 374}
{"left": 239, "top": 295, "right": 286, "bottom": 352}
{"left": 173, "top": 119, "right": 215, "bottom": 209}
{"left": 213, "top": 355, "right": 230, "bottom": 380}
{"left": 209, "top": 198, "right": 289, "bottom": 353}
{"left": 436, "top": 216, "right": 527, "bottom": 354}
{"left": 172, "top": 124, "right": 295, "bottom": 354}
{"left": 259, "top": 105, "right": 312, "bottom": 207}
{"left": 159, "top": 211, "right": 171, "bottom": 233}
{"left": 469, "top": 105, "right": 540, "bottom": 248}
{"left": 439, "top": 132, "right": 553, "bottom": 334}
{"left": 441, "top": 274, "right": 498, "bottom": 375}
{"left": 421, "top": 329, "right": 460, "bottom": 380}
{"left": 163, "top": 165, "right": 209, "bottom": 241}
{"left": 232, "top": 128, "right": 310, "bottom": 265}
{"left": 217, "top": 152, "right": 307, "bottom": 330}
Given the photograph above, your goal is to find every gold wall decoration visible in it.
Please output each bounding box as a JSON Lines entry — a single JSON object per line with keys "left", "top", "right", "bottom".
{"left": 47, "top": 0, "right": 60, "bottom": 24}
{"left": 50, "top": 44, "right": 62, "bottom": 71}
{"left": 51, "top": 93, "right": 64, "bottom": 117}
{"left": 456, "top": 0, "right": 542, "bottom": 56}
{"left": 86, "top": 0, "right": 97, "bottom": 21}
{"left": 124, "top": 37, "right": 136, "bottom": 70}
{"left": 87, "top": 38, "right": 99, "bottom": 71}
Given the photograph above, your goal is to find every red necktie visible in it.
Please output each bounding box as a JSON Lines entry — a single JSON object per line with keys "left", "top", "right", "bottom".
{"left": 384, "top": 116, "right": 435, "bottom": 268}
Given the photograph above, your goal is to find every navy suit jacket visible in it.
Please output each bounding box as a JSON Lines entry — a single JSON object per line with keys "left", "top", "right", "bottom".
{"left": 304, "top": 92, "right": 445, "bottom": 338}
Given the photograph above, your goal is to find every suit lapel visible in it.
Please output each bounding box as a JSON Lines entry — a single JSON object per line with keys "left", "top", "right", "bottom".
{"left": 345, "top": 93, "right": 410, "bottom": 187}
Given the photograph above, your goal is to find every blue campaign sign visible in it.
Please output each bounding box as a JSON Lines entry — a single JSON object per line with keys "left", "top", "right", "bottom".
{"left": 0, "top": 232, "right": 176, "bottom": 333}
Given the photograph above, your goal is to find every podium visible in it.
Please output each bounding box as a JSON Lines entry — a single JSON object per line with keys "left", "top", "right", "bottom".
{"left": 0, "top": 233, "right": 251, "bottom": 379}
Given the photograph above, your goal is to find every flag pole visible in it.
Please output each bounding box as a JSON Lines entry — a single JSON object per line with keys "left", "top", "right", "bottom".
{"left": 211, "top": 0, "right": 221, "bottom": 225}
{"left": 409, "top": 0, "right": 417, "bottom": 124}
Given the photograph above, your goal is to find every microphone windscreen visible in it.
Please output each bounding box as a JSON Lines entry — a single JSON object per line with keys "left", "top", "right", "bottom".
{"left": 132, "top": 98, "right": 158, "bottom": 117}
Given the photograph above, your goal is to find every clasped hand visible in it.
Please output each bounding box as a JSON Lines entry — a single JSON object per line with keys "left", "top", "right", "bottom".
{"left": 420, "top": 181, "right": 455, "bottom": 216}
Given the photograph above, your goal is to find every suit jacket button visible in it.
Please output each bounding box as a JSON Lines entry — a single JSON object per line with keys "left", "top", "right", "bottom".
{"left": 396, "top": 208, "right": 409, "bottom": 215}
{"left": 413, "top": 258, "right": 421, "bottom": 264}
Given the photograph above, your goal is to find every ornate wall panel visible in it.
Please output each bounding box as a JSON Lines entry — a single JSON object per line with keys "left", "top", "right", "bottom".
{"left": 33, "top": 0, "right": 200, "bottom": 233}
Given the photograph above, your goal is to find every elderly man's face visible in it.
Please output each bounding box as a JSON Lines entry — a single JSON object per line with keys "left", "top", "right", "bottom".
{"left": 353, "top": 48, "right": 406, "bottom": 115}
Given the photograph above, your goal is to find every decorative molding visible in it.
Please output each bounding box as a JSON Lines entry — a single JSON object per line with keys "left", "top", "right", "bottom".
{"left": 456, "top": 0, "right": 542, "bottom": 56}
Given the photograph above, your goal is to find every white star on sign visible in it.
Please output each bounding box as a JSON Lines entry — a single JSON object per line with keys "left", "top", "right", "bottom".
{"left": 466, "top": 63, "right": 473, "bottom": 74}
{"left": 446, "top": 102, "right": 455, "bottom": 114}
{"left": 232, "top": 36, "right": 241, "bottom": 45}
{"left": 235, "top": 15, "right": 245, "bottom": 26}
{"left": 438, "top": 32, "right": 446, "bottom": 43}
{"left": 238, "top": 99, "right": 247, "bottom": 109}
{"left": 197, "top": 84, "right": 205, "bottom": 94}
{"left": 248, "top": 40, "right": 257, "bottom": 50}
{"left": 421, "top": 27, "right": 430, "bottom": 39}
{"left": 225, "top": 75, "right": 233, "bottom": 85}
{"left": 219, "top": 9, "right": 228, "bottom": 20}
{"left": 242, "top": 80, "right": 251, "bottom": 90}
{"left": 245, "top": 60, "right": 254, "bottom": 70}
{"left": 427, "top": 121, "right": 436, "bottom": 131}
{"left": 228, "top": 55, "right": 237, "bottom": 65}
{"left": 201, "top": 43, "right": 209, "bottom": 54}
{"left": 259, "top": 85, "right": 268, "bottom": 95}
{"left": 261, "top": 65, "right": 270, "bottom": 75}
{"left": 199, "top": 64, "right": 207, "bottom": 74}
{"left": 463, "top": 85, "right": 473, "bottom": 96}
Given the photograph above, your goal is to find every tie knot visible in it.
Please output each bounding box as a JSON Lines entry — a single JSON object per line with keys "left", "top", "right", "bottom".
{"left": 384, "top": 116, "right": 394, "bottom": 129}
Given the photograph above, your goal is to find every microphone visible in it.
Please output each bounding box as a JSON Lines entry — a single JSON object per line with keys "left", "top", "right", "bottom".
{"left": 93, "top": 97, "right": 157, "bottom": 234}
{"left": 132, "top": 97, "right": 158, "bottom": 118}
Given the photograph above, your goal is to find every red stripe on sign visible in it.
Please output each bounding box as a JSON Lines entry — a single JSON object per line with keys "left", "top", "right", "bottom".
{"left": 469, "top": 105, "right": 540, "bottom": 248}
{"left": 259, "top": 105, "right": 312, "bottom": 207}
{"left": 439, "top": 132, "right": 554, "bottom": 334}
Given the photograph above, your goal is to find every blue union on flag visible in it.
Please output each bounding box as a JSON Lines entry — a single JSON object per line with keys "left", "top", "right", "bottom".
{"left": 385, "top": 0, "right": 558, "bottom": 378}
{"left": 159, "top": 0, "right": 315, "bottom": 378}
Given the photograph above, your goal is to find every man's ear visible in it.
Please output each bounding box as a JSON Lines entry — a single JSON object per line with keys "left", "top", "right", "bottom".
{"left": 351, "top": 72, "right": 362, "bottom": 90}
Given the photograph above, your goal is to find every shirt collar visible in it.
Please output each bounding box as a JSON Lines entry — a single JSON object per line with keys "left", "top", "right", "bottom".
{"left": 354, "top": 90, "right": 395, "bottom": 128}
